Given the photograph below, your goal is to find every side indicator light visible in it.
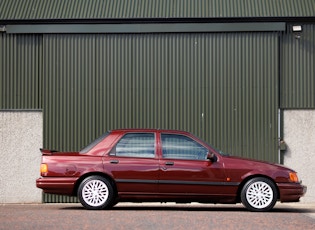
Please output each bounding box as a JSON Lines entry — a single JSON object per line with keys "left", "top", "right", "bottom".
{"left": 289, "top": 172, "right": 299, "bottom": 183}
{"left": 40, "top": 164, "right": 48, "bottom": 174}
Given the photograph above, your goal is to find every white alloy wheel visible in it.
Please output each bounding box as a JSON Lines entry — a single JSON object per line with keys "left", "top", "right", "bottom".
{"left": 78, "top": 176, "right": 115, "bottom": 210}
{"left": 245, "top": 181, "right": 273, "bottom": 209}
{"left": 241, "top": 177, "right": 278, "bottom": 212}
{"left": 82, "top": 179, "right": 109, "bottom": 207}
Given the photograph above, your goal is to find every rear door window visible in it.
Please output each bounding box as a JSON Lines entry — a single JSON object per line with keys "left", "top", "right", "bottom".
{"left": 112, "top": 133, "right": 155, "bottom": 158}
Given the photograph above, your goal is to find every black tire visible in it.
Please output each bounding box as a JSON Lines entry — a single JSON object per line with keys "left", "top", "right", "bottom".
{"left": 241, "top": 177, "right": 278, "bottom": 212}
{"left": 78, "top": 176, "right": 115, "bottom": 210}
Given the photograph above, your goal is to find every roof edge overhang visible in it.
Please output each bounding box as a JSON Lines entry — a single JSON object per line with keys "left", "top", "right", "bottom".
{"left": 3, "top": 22, "right": 287, "bottom": 34}
{"left": 1, "top": 16, "right": 315, "bottom": 25}
{"left": 1, "top": 17, "right": 313, "bottom": 34}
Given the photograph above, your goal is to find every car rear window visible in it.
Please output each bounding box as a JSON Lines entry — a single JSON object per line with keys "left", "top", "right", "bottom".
{"left": 80, "top": 131, "right": 110, "bottom": 154}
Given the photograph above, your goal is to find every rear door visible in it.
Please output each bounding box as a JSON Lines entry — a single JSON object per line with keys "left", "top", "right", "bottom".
{"left": 158, "top": 133, "right": 228, "bottom": 197}
{"left": 104, "top": 132, "right": 159, "bottom": 195}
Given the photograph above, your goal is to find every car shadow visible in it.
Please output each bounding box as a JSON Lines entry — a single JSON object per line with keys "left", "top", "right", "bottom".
{"left": 59, "top": 204, "right": 313, "bottom": 213}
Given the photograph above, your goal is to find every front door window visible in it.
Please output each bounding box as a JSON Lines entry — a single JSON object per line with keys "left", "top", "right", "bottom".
{"left": 161, "top": 134, "right": 208, "bottom": 160}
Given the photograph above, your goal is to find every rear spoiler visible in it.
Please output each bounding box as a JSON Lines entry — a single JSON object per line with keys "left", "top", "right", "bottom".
{"left": 40, "top": 148, "right": 59, "bottom": 155}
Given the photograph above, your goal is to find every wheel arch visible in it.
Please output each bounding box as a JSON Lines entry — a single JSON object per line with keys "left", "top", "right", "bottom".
{"left": 73, "top": 172, "right": 117, "bottom": 196}
{"left": 236, "top": 174, "right": 280, "bottom": 202}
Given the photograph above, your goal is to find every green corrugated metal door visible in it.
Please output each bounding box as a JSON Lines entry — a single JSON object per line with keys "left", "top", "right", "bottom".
{"left": 42, "top": 32, "right": 279, "bottom": 202}
{"left": 43, "top": 32, "right": 278, "bottom": 159}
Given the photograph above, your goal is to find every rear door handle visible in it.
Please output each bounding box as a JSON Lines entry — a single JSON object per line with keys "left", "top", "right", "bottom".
{"left": 165, "top": 161, "right": 174, "bottom": 166}
{"left": 110, "top": 160, "right": 119, "bottom": 164}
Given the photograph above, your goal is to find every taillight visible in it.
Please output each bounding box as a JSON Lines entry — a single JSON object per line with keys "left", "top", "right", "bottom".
{"left": 289, "top": 172, "right": 299, "bottom": 183}
{"left": 40, "top": 163, "right": 48, "bottom": 175}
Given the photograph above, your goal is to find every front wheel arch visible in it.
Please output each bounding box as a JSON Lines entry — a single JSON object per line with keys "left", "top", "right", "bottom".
{"left": 240, "top": 176, "right": 278, "bottom": 212}
{"left": 236, "top": 175, "right": 280, "bottom": 202}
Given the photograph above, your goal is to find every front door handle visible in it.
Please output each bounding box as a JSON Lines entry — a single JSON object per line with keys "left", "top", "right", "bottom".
{"left": 165, "top": 161, "right": 174, "bottom": 166}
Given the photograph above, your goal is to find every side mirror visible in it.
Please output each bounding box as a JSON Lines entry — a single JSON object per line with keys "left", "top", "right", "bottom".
{"left": 207, "top": 152, "right": 217, "bottom": 162}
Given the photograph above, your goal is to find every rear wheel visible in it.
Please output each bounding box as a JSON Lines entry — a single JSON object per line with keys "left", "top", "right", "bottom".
{"left": 78, "top": 176, "right": 115, "bottom": 210}
{"left": 241, "top": 177, "right": 278, "bottom": 212}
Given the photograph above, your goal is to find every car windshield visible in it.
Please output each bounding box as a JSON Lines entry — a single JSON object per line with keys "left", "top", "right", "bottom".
{"left": 80, "top": 131, "right": 110, "bottom": 154}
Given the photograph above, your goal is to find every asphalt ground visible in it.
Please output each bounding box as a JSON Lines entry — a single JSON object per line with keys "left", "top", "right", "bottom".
{"left": 0, "top": 202, "right": 314, "bottom": 230}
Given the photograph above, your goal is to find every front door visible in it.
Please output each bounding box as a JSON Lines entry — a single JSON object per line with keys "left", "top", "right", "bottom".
{"left": 158, "top": 133, "right": 227, "bottom": 198}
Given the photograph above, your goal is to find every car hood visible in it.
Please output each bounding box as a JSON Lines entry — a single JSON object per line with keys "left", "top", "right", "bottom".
{"left": 221, "top": 155, "right": 295, "bottom": 172}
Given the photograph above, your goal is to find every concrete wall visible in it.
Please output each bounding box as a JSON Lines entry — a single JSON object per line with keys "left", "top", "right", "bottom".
{"left": 283, "top": 110, "right": 315, "bottom": 203}
{"left": 0, "top": 111, "right": 42, "bottom": 203}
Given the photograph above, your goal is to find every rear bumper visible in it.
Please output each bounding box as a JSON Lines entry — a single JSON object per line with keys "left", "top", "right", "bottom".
{"left": 36, "top": 177, "right": 78, "bottom": 195}
{"left": 277, "top": 182, "right": 307, "bottom": 202}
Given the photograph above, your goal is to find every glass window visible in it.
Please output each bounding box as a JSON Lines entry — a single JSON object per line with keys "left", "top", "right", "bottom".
{"left": 80, "top": 132, "right": 110, "bottom": 154}
{"left": 113, "top": 133, "right": 155, "bottom": 158}
{"left": 161, "top": 134, "right": 208, "bottom": 160}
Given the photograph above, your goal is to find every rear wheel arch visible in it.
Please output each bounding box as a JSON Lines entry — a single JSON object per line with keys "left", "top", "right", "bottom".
{"left": 77, "top": 175, "right": 116, "bottom": 210}
{"left": 73, "top": 172, "right": 117, "bottom": 196}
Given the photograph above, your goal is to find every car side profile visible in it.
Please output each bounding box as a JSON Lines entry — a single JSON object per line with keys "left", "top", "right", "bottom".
{"left": 36, "top": 129, "right": 306, "bottom": 211}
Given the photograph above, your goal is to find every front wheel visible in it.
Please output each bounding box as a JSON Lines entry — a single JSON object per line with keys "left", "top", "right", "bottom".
{"left": 241, "top": 177, "right": 278, "bottom": 212}
{"left": 78, "top": 176, "right": 115, "bottom": 210}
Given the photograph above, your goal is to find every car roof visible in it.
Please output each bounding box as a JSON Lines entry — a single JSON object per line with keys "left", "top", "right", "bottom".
{"left": 109, "top": 128, "right": 191, "bottom": 135}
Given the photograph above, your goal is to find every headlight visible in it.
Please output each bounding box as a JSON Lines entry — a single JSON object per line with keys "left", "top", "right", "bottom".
{"left": 289, "top": 172, "right": 299, "bottom": 183}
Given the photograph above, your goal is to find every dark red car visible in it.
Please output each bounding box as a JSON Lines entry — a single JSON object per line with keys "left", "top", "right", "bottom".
{"left": 36, "top": 129, "right": 306, "bottom": 211}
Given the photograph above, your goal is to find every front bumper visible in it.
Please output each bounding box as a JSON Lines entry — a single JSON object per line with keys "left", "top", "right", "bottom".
{"left": 277, "top": 182, "right": 307, "bottom": 202}
{"left": 36, "top": 177, "right": 78, "bottom": 195}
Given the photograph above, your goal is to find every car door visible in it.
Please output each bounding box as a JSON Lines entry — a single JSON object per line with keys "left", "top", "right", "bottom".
{"left": 104, "top": 132, "right": 159, "bottom": 195}
{"left": 158, "top": 133, "right": 228, "bottom": 197}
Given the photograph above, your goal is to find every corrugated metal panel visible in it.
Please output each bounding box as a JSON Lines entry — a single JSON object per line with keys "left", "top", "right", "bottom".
{"left": 0, "top": 0, "right": 314, "bottom": 19}
{"left": 43, "top": 33, "right": 279, "bottom": 163}
{"left": 280, "top": 24, "right": 315, "bottom": 108}
{"left": 43, "top": 193, "right": 78, "bottom": 203}
{"left": 43, "top": 34, "right": 96, "bottom": 150}
{"left": 0, "top": 34, "right": 42, "bottom": 109}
